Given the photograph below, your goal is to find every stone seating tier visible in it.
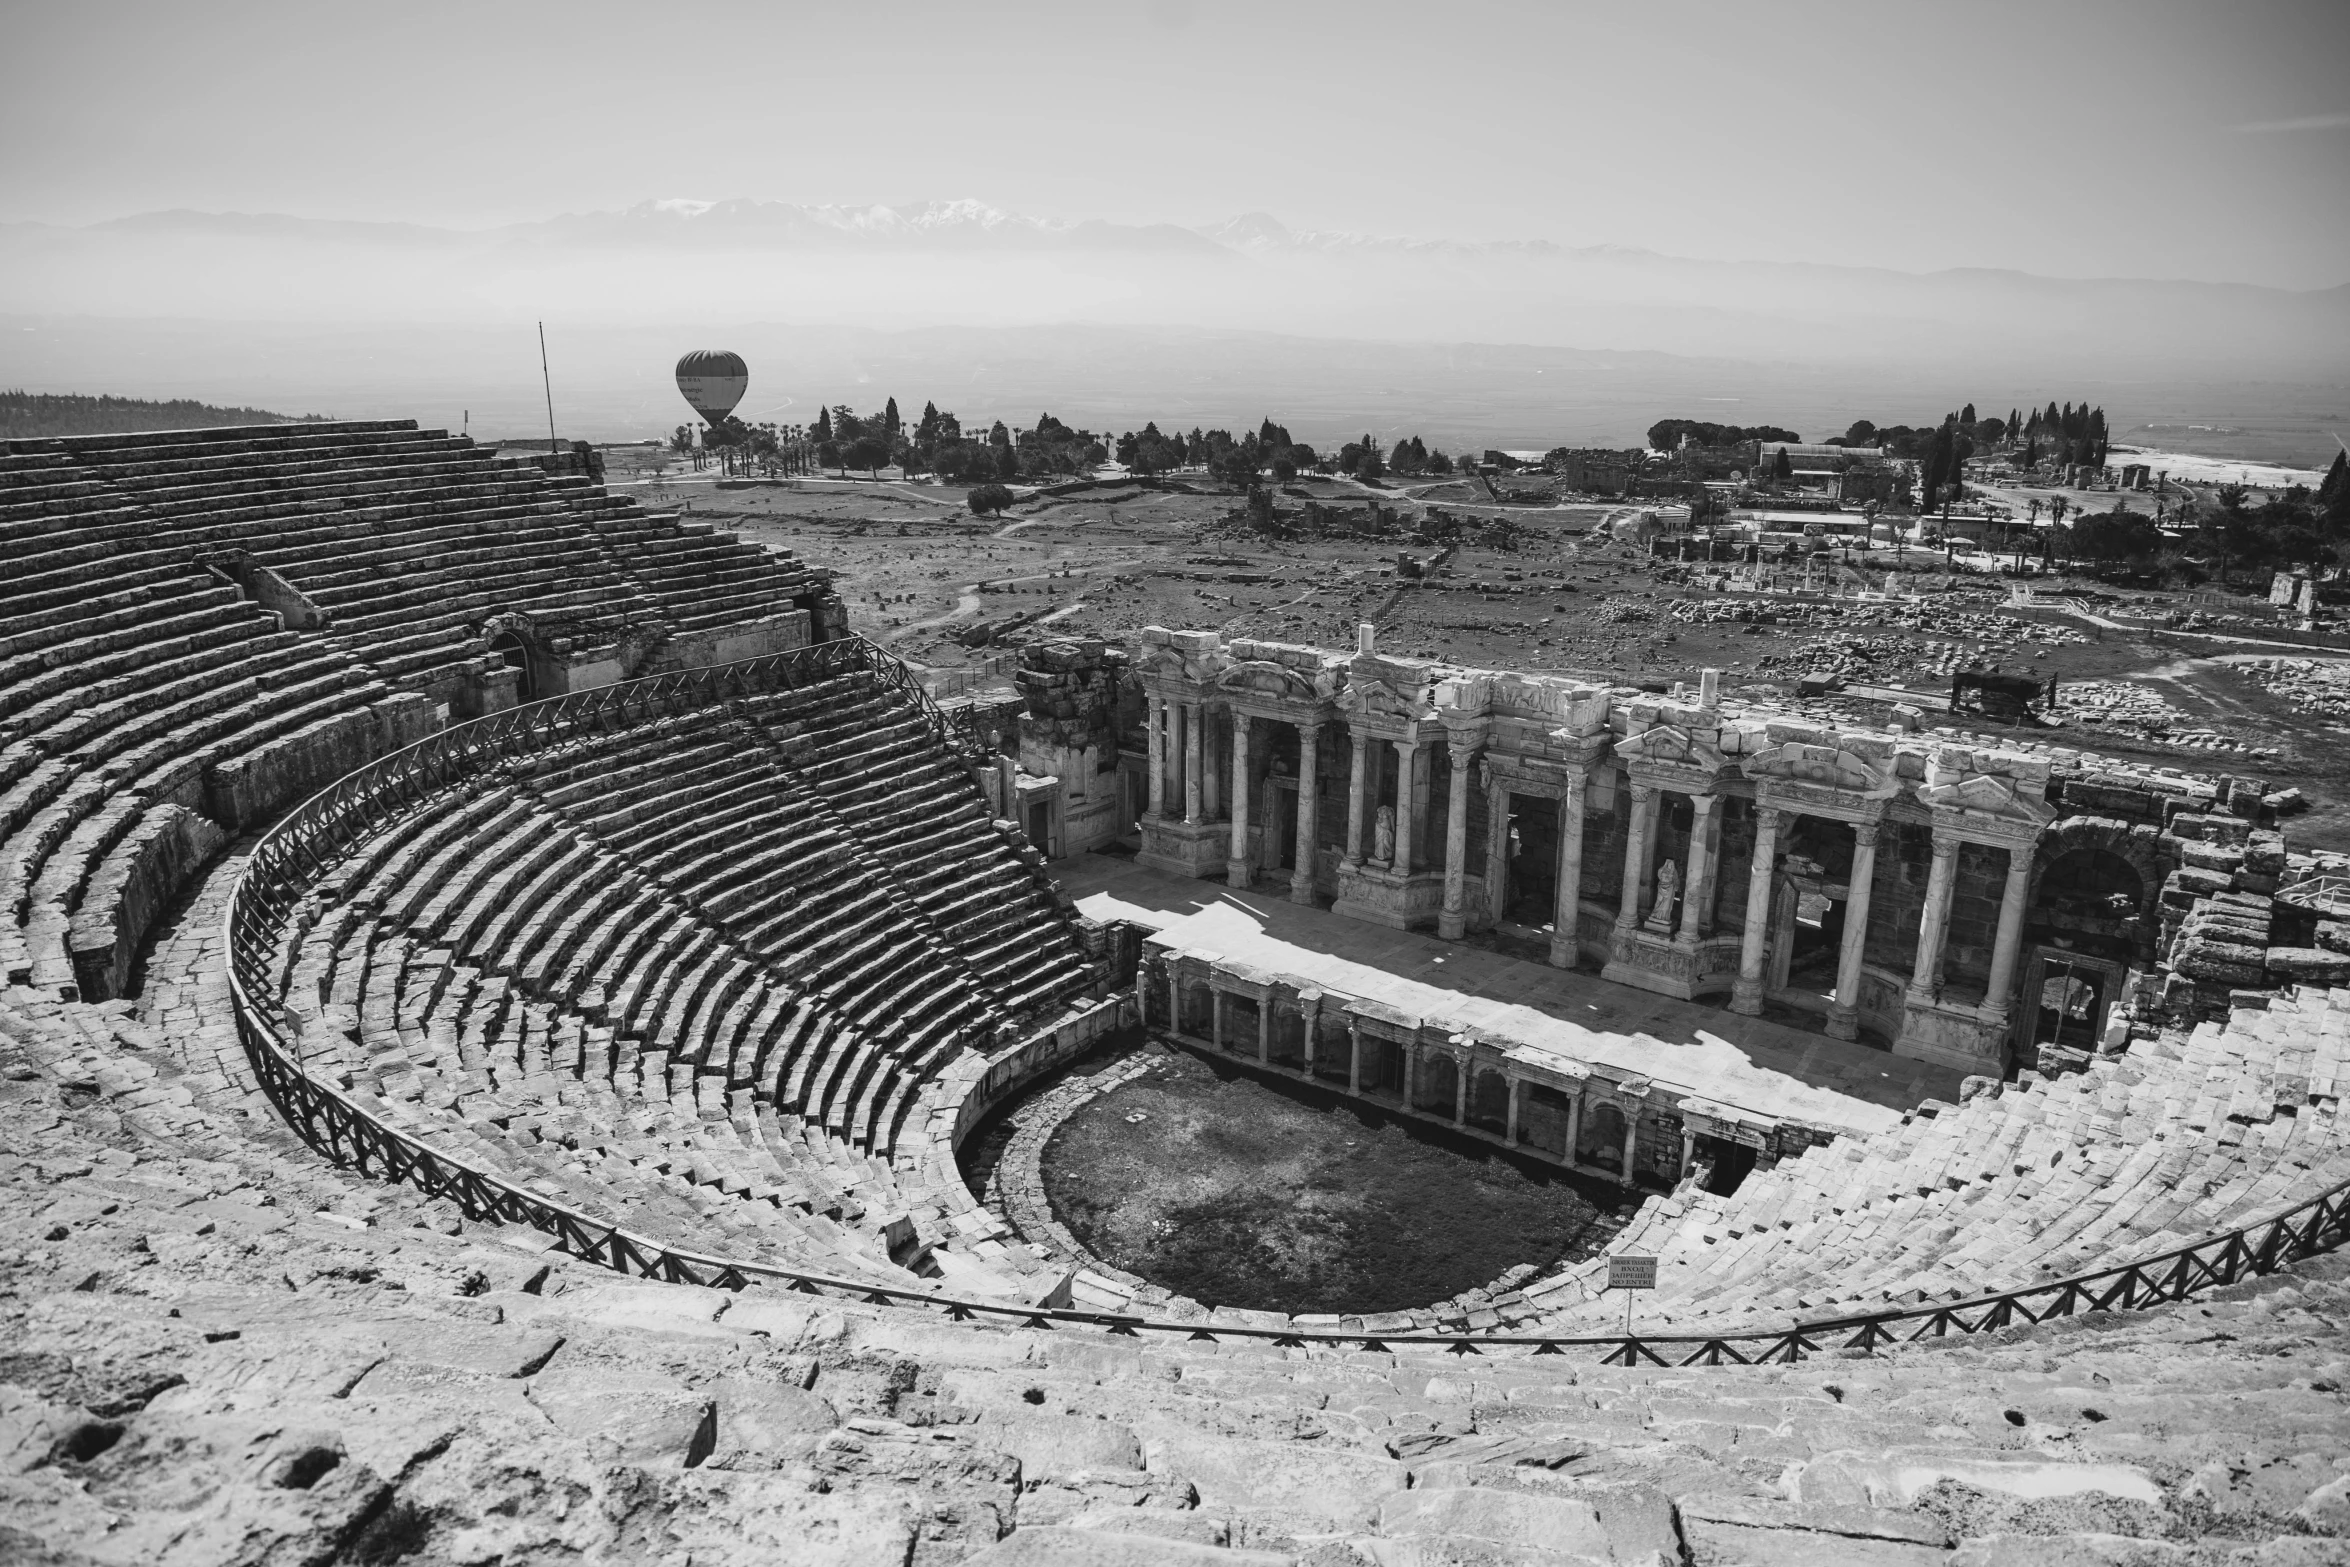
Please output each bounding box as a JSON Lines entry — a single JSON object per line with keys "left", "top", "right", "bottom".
{"left": 1525, "top": 984, "right": 2350, "bottom": 1332}
{"left": 3, "top": 420, "right": 830, "bottom": 706}
{"left": 0, "top": 418, "right": 847, "bottom": 1004}
{"left": 250, "top": 663, "right": 1101, "bottom": 1281}
{"left": 7, "top": 973, "right": 2349, "bottom": 1563}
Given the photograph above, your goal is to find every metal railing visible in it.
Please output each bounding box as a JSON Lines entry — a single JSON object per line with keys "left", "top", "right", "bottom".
{"left": 224, "top": 642, "right": 2350, "bottom": 1365}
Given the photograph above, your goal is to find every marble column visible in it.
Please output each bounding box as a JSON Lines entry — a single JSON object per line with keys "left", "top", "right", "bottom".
{"left": 1908, "top": 832, "right": 1961, "bottom": 1004}
{"left": 1133, "top": 962, "right": 1152, "bottom": 1028}
{"left": 1826, "top": 820, "right": 1881, "bottom": 1042}
{"left": 1347, "top": 1017, "right": 1362, "bottom": 1094}
{"left": 1619, "top": 1111, "right": 1639, "bottom": 1188}
{"left": 1226, "top": 712, "right": 1253, "bottom": 888}
{"left": 1565, "top": 1091, "right": 1584, "bottom": 1168}
{"left": 1483, "top": 775, "right": 1510, "bottom": 925}
{"left": 1392, "top": 739, "right": 1420, "bottom": 874}
{"left": 1182, "top": 702, "right": 1203, "bottom": 826}
{"left": 1984, "top": 845, "right": 2035, "bottom": 1021}
{"left": 1452, "top": 1055, "right": 1467, "bottom": 1128}
{"left": 1730, "top": 806, "right": 1783, "bottom": 1016}
{"left": 1300, "top": 990, "right": 1321, "bottom": 1075}
{"left": 1203, "top": 710, "right": 1221, "bottom": 819}
{"left": 1505, "top": 1075, "right": 1522, "bottom": 1146}
{"left": 1438, "top": 745, "right": 1479, "bottom": 939}
{"left": 1550, "top": 768, "right": 1588, "bottom": 969}
{"left": 1615, "top": 782, "right": 1657, "bottom": 930}
{"left": 1211, "top": 987, "right": 1226, "bottom": 1051}
{"left": 1168, "top": 970, "right": 1182, "bottom": 1036}
{"left": 1341, "top": 730, "right": 1368, "bottom": 871}
{"left": 1680, "top": 1127, "right": 1696, "bottom": 1182}
{"left": 1256, "top": 994, "right": 1271, "bottom": 1065}
{"left": 1145, "top": 694, "right": 1165, "bottom": 819}
{"left": 1676, "top": 793, "right": 1722, "bottom": 946}
{"left": 1402, "top": 1038, "right": 1419, "bottom": 1109}
{"left": 1292, "top": 722, "right": 1322, "bottom": 905}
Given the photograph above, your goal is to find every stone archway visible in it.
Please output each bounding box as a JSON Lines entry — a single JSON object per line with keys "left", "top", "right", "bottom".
{"left": 1468, "top": 1068, "right": 1509, "bottom": 1134}
{"left": 2028, "top": 817, "right": 2165, "bottom": 965}
{"left": 1580, "top": 1101, "right": 1627, "bottom": 1165}
{"left": 486, "top": 629, "right": 539, "bottom": 701}
{"left": 1417, "top": 1052, "right": 1460, "bottom": 1118}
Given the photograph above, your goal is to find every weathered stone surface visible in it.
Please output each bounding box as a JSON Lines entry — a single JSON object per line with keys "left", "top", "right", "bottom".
{"left": 1793, "top": 1449, "right": 2164, "bottom": 1508}
{"left": 525, "top": 1364, "right": 716, "bottom": 1467}
{"left": 1146, "top": 1430, "right": 1404, "bottom": 1532}
{"left": 964, "top": 1525, "right": 1296, "bottom": 1564}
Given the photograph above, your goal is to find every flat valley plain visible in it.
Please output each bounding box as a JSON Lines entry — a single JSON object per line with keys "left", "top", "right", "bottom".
{"left": 601, "top": 449, "right": 2350, "bottom": 856}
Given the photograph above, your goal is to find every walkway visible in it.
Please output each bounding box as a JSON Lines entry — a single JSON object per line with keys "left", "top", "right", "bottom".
{"left": 1063, "top": 856, "right": 1966, "bottom": 1137}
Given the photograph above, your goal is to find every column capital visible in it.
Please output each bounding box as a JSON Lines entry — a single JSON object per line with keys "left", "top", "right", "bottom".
{"left": 1929, "top": 832, "right": 1960, "bottom": 862}
{"left": 1689, "top": 792, "right": 1721, "bottom": 817}
{"left": 1853, "top": 820, "right": 1881, "bottom": 848}
{"left": 1629, "top": 781, "right": 1657, "bottom": 804}
{"left": 1753, "top": 804, "right": 1782, "bottom": 832}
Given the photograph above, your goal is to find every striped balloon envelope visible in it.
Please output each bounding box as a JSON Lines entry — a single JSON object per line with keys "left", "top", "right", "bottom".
{"left": 674, "top": 349, "right": 749, "bottom": 428}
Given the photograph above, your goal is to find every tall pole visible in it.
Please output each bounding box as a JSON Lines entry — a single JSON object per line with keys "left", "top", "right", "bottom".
{"left": 538, "top": 321, "right": 558, "bottom": 455}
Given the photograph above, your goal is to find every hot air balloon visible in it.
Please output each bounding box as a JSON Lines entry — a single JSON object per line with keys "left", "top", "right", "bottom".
{"left": 675, "top": 349, "right": 749, "bottom": 430}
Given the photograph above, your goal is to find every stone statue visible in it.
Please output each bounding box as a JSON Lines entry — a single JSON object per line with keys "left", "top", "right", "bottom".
{"left": 1644, "top": 858, "right": 1682, "bottom": 935}
{"left": 1373, "top": 804, "right": 1396, "bottom": 866}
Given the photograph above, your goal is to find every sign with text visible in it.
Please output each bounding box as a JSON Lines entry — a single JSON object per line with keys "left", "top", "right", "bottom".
{"left": 1607, "top": 1255, "right": 1658, "bottom": 1291}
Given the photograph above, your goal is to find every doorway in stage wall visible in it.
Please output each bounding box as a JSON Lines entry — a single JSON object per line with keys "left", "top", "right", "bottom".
{"left": 1026, "top": 800, "right": 1052, "bottom": 856}
{"left": 1272, "top": 781, "right": 1299, "bottom": 874}
{"left": 2021, "top": 947, "right": 2127, "bottom": 1055}
{"left": 1768, "top": 875, "right": 1847, "bottom": 1016}
{"left": 1766, "top": 817, "right": 1859, "bottom": 1020}
{"left": 1503, "top": 791, "right": 1560, "bottom": 926}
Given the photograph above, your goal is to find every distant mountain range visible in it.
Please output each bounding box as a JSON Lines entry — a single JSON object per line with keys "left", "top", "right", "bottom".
{"left": 5, "top": 198, "right": 2345, "bottom": 380}
{"left": 54, "top": 198, "right": 2347, "bottom": 302}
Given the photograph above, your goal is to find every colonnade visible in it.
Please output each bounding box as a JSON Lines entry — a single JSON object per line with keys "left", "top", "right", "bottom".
{"left": 1143, "top": 695, "right": 1325, "bottom": 905}
{"left": 1146, "top": 956, "right": 1663, "bottom": 1188}
{"left": 1722, "top": 805, "right": 2038, "bottom": 1032}
{"left": 1142, "top": 686, "right": 2045, "bottom": 1058}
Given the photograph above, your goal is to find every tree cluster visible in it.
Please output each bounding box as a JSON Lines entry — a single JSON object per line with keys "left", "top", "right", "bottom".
{"left": 1646, "top": 419, "right": 1802, "bottom": 451}
{"left": 1384, "top": 435, "right": 1454, "bottom": 476}
{"left": 674, "top": 417, "right": 815, "bottom": 478}
{"left": 1826, "top": 401, "right": 2107, "bottom": 472}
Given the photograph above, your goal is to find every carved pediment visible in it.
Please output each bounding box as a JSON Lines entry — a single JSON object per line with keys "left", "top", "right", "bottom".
{"left": 1217, "top": 658, "right": 1331, "bottom": 703}
{"left": 1744, "top": 740, "right": 1895, "bottom": 798}
{"left": 1614, "top": 722, "right": 1727, "bottom": 776}
{"left": 1917, "top": 772, "right": 2057, "bottom": 831}
{"left": 1136, "top": 644, "right": 1223, "bottom": 684}
{"left": 1342, "top": 673, "right": 1436, "bottom": 723}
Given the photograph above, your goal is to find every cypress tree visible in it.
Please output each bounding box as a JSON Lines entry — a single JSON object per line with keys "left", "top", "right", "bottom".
{"left": 2319, "top": 449, "right": 2348, "bottom": 506}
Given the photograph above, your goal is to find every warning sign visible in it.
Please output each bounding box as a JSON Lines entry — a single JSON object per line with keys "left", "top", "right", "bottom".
{"left": 1607, "top": 1255, "right": 1658, "bottom": 1291}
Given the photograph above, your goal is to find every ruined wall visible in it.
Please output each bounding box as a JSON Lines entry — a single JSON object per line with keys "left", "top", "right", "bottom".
{"left": 1865, "top": 819, "right": 1933, "bottom": 976}
{"left": 1016, "top": 639, "right": 1128, "bottom": 854}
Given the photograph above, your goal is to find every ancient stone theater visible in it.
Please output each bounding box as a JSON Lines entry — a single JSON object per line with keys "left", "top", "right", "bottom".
{"left": 5, "top": 419, "right": 2349, "bottom": 1564}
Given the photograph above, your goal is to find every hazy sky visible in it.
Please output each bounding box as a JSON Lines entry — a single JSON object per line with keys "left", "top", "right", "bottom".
{"left": 3, "top": 0, "right": 2346, "bottom": 289}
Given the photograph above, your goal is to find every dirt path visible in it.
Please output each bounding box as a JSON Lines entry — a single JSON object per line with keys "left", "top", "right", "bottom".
{"left": 886, "top": 556, "right": 1155, "bottom": 643}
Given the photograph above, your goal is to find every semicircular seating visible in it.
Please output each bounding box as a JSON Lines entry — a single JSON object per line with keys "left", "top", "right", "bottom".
{"left": 1521, "top": 985, "right": 2350, "bottom": 1332}
{"left": 258, "top": 664, "right": 1102, "bottom": 1295}
{"left": 2, "top": 420, "right": 831, "bottom": 1005}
